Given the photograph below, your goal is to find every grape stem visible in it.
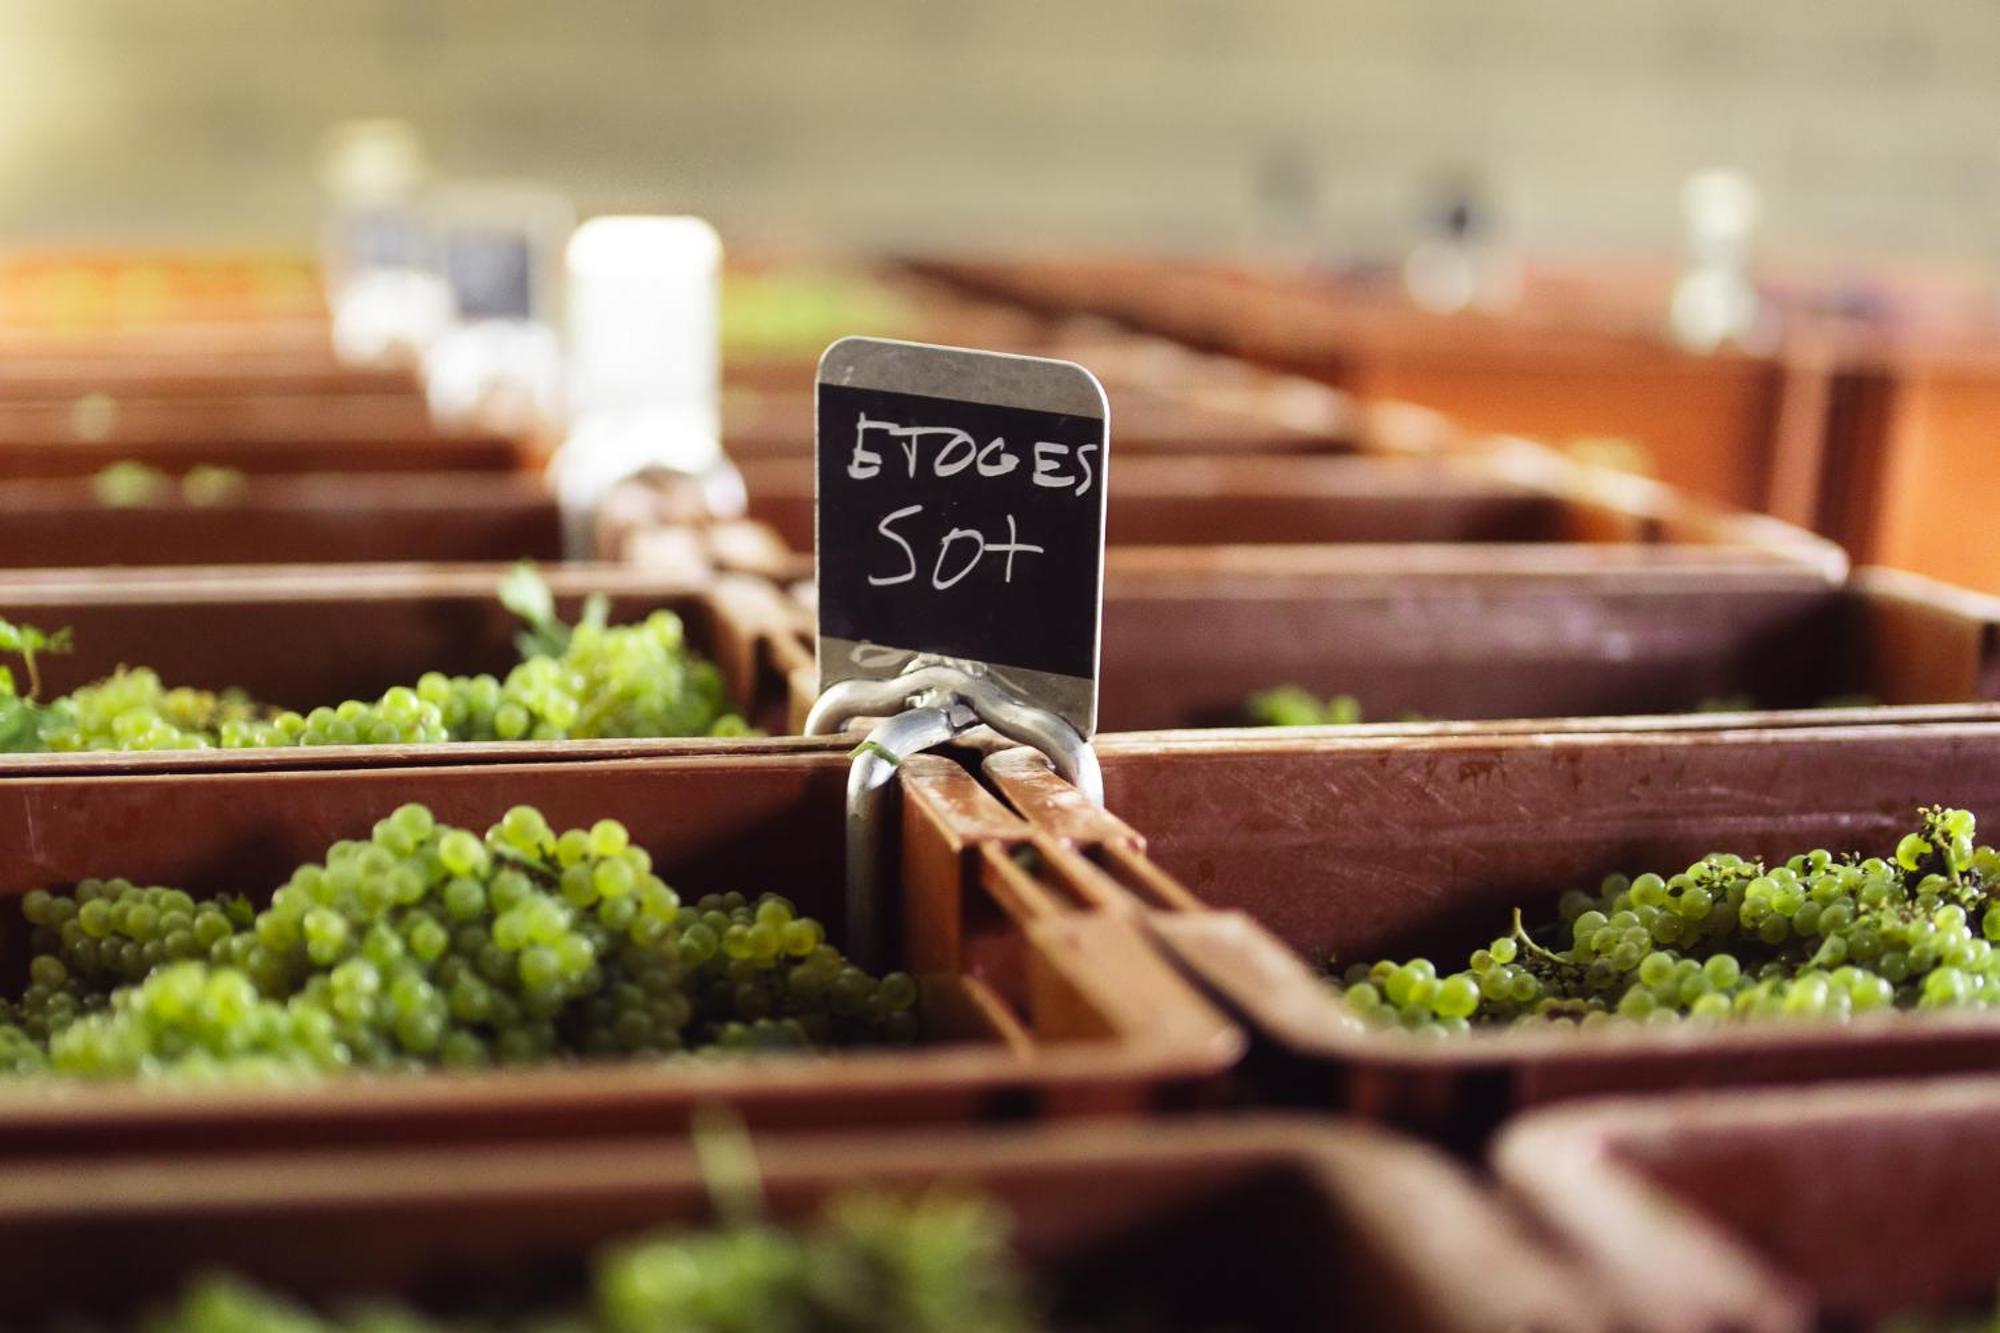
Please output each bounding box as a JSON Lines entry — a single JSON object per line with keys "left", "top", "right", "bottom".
{"left": 1511, "top": 907, "right": 1586, "bottom": 975}
{"left": 849, "top": 739, "right": 902, "bottom": 767}
{"left": 0, "top": 619, "right": 72, "bottom": 702}
{"left": 691, "top": 1106, "right": 767, "bottom": 1230}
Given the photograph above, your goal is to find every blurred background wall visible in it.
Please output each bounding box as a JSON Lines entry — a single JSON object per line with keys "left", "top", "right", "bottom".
{"left": 0, "top": 0, "right": 1993, "bottom": 265}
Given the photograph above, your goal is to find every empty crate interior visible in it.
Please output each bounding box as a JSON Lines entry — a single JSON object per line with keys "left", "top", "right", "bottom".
{"left": 1523, "top": 1087, "right": 2000, "bottom": 1329}
{"left": 1093, "top": 563, "right": 1989, "bottom": 731}
{"left": 723, "top": 383, "right": 1350, "bottom": 460}
{"left": 0, "top": 472, "right": 565, "bottom": 568}
{"left": 0, "top": 392, "right": 525, "bottom": 478}
{"left": 740, "top": 452, "right": 1622, "bottom": 555}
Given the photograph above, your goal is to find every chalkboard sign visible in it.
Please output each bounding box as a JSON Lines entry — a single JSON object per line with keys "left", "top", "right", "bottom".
{"left": 344, "top": 208, "right": 431, "bottom": 271}
{"left": 816, "top": 337, "right": 1109, "bottom": 736}
{"left": 444, "top": 225, "right": 536, "bottom": 322}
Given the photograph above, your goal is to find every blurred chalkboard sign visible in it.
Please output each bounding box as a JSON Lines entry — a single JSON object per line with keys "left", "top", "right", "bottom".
{"left": 816, "top": 337, "right": 1109, "bottom": 736}
{"left": 444, "top": 225, "right": 536, "bottom": 322}
{"left": 344, "top": 208, "right": 431, "bottom": 270}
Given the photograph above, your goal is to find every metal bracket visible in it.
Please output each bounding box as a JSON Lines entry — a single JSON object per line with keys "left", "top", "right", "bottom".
{"left": 806, "top": 663, "right": 1102, "bottom": 971}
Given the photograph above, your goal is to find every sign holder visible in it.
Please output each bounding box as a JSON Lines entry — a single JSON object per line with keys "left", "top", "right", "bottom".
{"left": 808, "top": 337, "right": 1109, "bottom": 970}
{"left": 805, "top": 664, "right": 1103, "bottom": 974}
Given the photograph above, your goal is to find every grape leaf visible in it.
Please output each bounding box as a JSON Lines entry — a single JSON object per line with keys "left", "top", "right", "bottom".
{"left": 0, "top": 618, "right": 72, "bottom": 701}
{"left": 0, "top": 696, "right": 49, "bottom": 753}
{"left": 500, "top": 561, "right": 572, "bottom": 660}
{"left": 499, "top": 561, "right": 557, "bottom": 629}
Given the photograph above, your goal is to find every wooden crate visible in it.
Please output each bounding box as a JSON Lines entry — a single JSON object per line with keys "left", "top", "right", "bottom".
{"left": 0, "top": 1117, "right": 1605, "bottom": 1331}
{"left": 1498, "top": 1078, "right": 2000, "bottom": 1332}
{"left": 0, "top": 750, "right": 1239, "bottom": 1156}
{"left": 983, "top": 723, "right": 2000, "bottom": 1146}
{"left": 0, "top": 563, "right": 800, "bottom": 757}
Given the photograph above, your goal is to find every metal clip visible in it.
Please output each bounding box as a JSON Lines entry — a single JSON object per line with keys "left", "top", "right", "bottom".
{"left": 806, "top": 663, "right": 1102, "bottom": 971}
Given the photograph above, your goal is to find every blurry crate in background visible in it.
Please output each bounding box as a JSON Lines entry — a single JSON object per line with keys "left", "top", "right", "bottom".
{"left": 0, "top": 1118, "right": 1606, "bottom": 1332}
{"left": 924, "top": 256, "right": 1834, "bottom": 527}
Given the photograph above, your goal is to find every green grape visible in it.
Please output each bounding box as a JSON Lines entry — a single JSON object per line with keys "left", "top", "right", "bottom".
{"left": 9, "top": 567, "right": 751, "bottom": 756}
{"left": 107, "top": 1186, "right": 1041, "bottom": 1333}
{"left": 1, "top": 804, "right": 914, "bottom": 1080}
{"left": 91, "top": 459, "right": 171, "bottom": 508}
{"left": 1330, "top": 806, "right": 2000, "bottom": 1033}
{"left": 48, "top": 961, "right": 344, "bottom": 1079}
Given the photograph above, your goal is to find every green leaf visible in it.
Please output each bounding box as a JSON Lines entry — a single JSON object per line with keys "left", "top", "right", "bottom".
{"left": 500, "top": 562, "right": 572, "bottom": 661}
{"left": 498, "top": 561, "right": 557, "bottom": 631}
{"left": 0, "top": 697, "right": 49, "bottom": 753}
{"left": 0, "top": 618, "right": 70, "bottom": 660}
{"left": 0, "top": 618, "right": 72, "bottom": 701}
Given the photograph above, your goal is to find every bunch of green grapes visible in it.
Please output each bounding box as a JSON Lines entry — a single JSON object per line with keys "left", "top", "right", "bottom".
{"left": 39, "top": 669, "right": 451, "bottom": 751}
{"left": 1244, "top": 686, "right": 1364, "bottom": 728}
{"left": 38, "top": 669, "right": 266, "bottom": 752}
{"left": 674, "top": 891, "right": 919, "bottom": 1051}
{"left": 3, "top": 803, "right": 917, "bottom": 1079}
{"left": 0, "top": 1009, "right": 47, "bottom": 1074}
{"left": 1, "top": 566, "right": 749, "bottom": 755}
{"left": 90, "top": 461, "right": 246, "bottom": 508}
{"left": 284, "top": 686, "right": 451, "bottom": 747}
{"left": 1334, "top": 806, "right": 2000, "bottom": 1034}
{"left": 49, "top": 963, "right": 344, "bottom": 1080}
{"left": 412, "top": 611, "right": 747, "bottom": 745}
{"left": 90, "top": 460, "right": 172, "bottom": 507}
{"left": 597, "top": 1190, "right": 1038, "bottom": 1333}
{"left": 25, "top": 879, "right": 244, "bottom": 987}
{"left": 1251, "top": 688, "right": 1884, "bottom": 731}
{"left": 111, "top": 1190, "right": 1038, "bottom": 1333}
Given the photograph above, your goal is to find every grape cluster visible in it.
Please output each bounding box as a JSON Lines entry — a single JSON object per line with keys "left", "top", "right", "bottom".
{"left": 1334, "top": 806, "right": 2000, "bottom": 1034}
{"left": 289, "top": 686, "right": 451, "bottom": 747}
{"left": 1244, "top": 686, "right": 1363, "bottom": 728}
{"left": 50, "top": 963, "right": 344, "bottom": 1080}
{"left": 26, "top": 879, "right": 244, "bottom": 986}
{"left": 1, "top": 803, "right": 917, "bottom": 1079}
{"left": 66, "top": 1191, "right": 1038, "bottom": 1333}
{"left": 90, "top": 461, "right": 246, "bottom": 508}
{"left": 0, "top": 1011, "right": 47, "bottom": 1074}
{"left": 410, "top": 609, "right": 748, "bottom": 745}
{"left": 597, "top": 1191, "right": 1036, "bottom": 1333}
{"left": 13, "top": 570, "right": 748, "bottom": 754}
{"left": 668, "top": 891, "right": 920, "bottom": 1054}
{"left": 39, "top": 669, "right": 265, "bottom": 752}
{"left": 1248, "top": 687, "right": 1883, "bottom": 729}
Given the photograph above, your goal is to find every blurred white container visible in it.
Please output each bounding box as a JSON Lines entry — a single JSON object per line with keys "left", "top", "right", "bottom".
{"left": 551, "top": 215, "right": 741, "bottom": 556}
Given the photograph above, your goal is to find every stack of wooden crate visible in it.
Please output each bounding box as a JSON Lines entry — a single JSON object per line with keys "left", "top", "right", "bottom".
{"left": 6, "top": 250, "right": 2000, "bottom": 1332}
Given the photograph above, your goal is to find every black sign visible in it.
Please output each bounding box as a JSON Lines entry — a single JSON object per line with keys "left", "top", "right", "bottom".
{"left": 444, "top": 226, "right": 536, "bottom": 321}
{"left": 345, "top": 209, "right": 431, "bottom": 270}
{"left": 816, "top": 340, "right": 1108, "bottom": 734}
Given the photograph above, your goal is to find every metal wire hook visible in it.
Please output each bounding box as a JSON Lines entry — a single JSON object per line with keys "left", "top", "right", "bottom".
{"left": 808, "top": 663, "right": 1102, "bottom": 970}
